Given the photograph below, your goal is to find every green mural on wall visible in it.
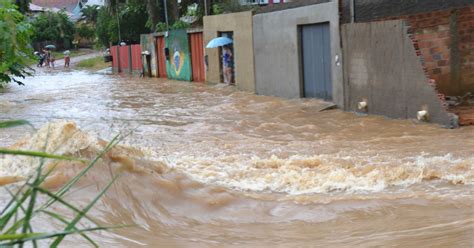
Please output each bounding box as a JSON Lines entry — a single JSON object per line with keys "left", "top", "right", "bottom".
{"left": 166, "top": 29, "right": 192, "bottom": 81}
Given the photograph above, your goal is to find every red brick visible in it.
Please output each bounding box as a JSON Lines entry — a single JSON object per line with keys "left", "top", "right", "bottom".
{"left": 432, "top": 68, "right": 442, "bottom": 74}
{"left": 441, "top": 66, "right": 451, "bottom": 74}
{"left": 416, "top": 33, "right": 436, "bottom": 40}
{"left": 437, "top": 60, "right": 449, "bottom": 66}
{"left": 424, "top": 61, "right": 436, "bottom": 68}
{"left": 430, "top": 47, "right": 442, "bottom": 54}
{"left": 418, "top": 41, "right": 432, "bottom": 48}
{"left": 437, "top": 30, "right": 450, "bottom": 38}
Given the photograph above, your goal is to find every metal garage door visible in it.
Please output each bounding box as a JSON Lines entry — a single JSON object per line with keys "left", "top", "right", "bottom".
{"left": 301, "top": 23, "right": 332, "bottom": 101}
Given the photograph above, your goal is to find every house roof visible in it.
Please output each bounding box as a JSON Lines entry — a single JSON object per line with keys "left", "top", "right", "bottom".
{"left": 84, "top": 0, "right": 104, "bottom": 6}
{"left": 29, "top": 3, "right": 63, "bottom": 13}
{"left": 32, "top": 0, "right": 79, "bottom": 12}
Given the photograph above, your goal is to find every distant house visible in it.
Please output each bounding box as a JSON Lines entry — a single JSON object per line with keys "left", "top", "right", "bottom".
{"left": 83, "top": 0, "right": 105, "bottom": 6}
{"left": 30, "top": 0, "right": 104, "bottom": 21}
{"left": 240, "top": 0, "right": 290, "bottom": 6}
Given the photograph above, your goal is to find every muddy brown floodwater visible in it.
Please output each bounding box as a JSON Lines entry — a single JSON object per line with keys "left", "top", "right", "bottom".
{"left": 0, "top": 70, "right": 473, "bottom": 247}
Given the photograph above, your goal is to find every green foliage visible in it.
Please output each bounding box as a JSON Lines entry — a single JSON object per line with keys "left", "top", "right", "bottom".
{"left": 170, "top": 20, "right": 190, "bottom": 30}
{"left": 0, "top": 120, "right": 127, "bottom": 247}
{"left": 96, "top": 7, "right": 117, "bottom": 47}
{"left": 96, "top": 3, "right": 149, "bottom": 47}
{"left": 81, "top": 5, "right": 99, "bottom": 23}
{"left": 0, "top": 0, "right": 34, "bottom": 86}
{"left": 31, "top": 11, "right": 76, "bottom": 49}
{"left": 77, "top": 24, "right": 96, "bottom": 41}
{"left": 14, "top": 0, "right": 31, "bottom": 14}
{"left": 185, "top": 3, "right": 198, "bottom": 16}
{"left": 212, "top": 3, "right": 224, "bottom": 15}
{"left": 118, "top": 2, "right": 149, "bottom": 43}
{"left": 155, "top": 22, "right": 167, "bottom": 32}
{"left": 211, "top": 0, "right": 254, "bottom": 14}
{"left": 76, "top": 56, "right": 109, "bottom": 70}
{"left": 0, "top": 120, "right": 31, "bottom": 128}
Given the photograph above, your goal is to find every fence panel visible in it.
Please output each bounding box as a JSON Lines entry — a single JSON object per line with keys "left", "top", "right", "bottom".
{"left": 111, "top": 45, "right": 118, "bottom": 69}
{"left": 131, "top": 44, "right": 142, "bottom": 70}
{"left": 156, "top": 36, "right": 167, "bottom": 78}
{"left": 119, "top": 46, "right": 130, "bottom": 71}
{"left": 189, "top": 32, "right": 205, "bottom": 82}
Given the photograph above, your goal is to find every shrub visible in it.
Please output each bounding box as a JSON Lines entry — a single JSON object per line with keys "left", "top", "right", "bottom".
{"left": 31, "top": 11, "right": 75, "bottom": 49}
{"left": 0, "top": 0, "right": 33, "bottom": 86}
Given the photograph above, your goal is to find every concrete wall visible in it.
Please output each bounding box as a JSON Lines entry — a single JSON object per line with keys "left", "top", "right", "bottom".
{"left": 341, "top": 20, "right": 457, "bottom": 127}
{"left": 253, "top": 1, "right": 344, "bottom": 107}
{"left": 140, "top": 34, "right": 158, "bottom": 77}
{"left": 203, "top": 11, "right": 256, "bottom": 92}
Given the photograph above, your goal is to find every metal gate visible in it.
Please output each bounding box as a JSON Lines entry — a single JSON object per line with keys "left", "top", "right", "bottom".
{"left": 156, "top": 36, "right": 167, "bottom": 78}
{"left": 189, "top": 32, "right": 205, "bottom": 82}
{"left": 301, "top": 23, "right": 332, "bottom": 100}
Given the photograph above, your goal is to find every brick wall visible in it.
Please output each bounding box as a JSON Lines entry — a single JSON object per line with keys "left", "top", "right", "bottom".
{"left": 415, "top": 7, "right": 474, "bottom": 97}
{"left": 409, "top": 10, "right": 454, "bottom": 96}
{"left": 458, "top": 6, "right": 474, "bottom": 93}
{"left": 379, "top": 6, "right": 474, "bottom": 96}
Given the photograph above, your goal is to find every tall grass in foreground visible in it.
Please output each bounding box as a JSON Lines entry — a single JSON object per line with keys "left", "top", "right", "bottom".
{"left": 0, "top": 120, "right": 126, "bottom": 247}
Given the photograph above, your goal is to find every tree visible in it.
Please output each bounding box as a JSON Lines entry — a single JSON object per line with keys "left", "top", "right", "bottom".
{"left": 96, "top": 2, "right": 149, "bottom": 47}
{"left": 105, "top": 0, "right": 172, "bottom": 32}
{"left": 77, "top": 24, "right": 95, "bottom": 42}
{"left": 168, "top": 0, "right": 179, "bottom": 23}
{"left": 15, "top": 0, "right": 30, "bottom": 14}
{"left": 31, "top": 11, "right": 75, "bottom": 49}
{"left": 81, "top": 5, "right": 99, "bottom": 23}
{"left": 96, "top": 6, "right": 117, "bottom": 47}
{"left": 146, "top": 0, "right": 160, "bottom": 31}
{"left": 0, "top": 0, "right": 33, "bottom": 86}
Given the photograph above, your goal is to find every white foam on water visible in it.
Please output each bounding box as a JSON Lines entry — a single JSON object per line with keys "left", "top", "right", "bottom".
{"left": 0, "top": 120, "right": 99, "bottom": 178}
{"left": 1, "top": 121, "right": 472, "bottom": 195}
{"left": 167, "top": 153, "right": 473, "bottom": 195}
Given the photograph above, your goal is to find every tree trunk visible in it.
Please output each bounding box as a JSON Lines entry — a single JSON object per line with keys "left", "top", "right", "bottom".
{"left": 168, "top": 0, "right": 179, "bottom": 23}
{"left": 146, "top": 0, "right": 159, "bottom": 31}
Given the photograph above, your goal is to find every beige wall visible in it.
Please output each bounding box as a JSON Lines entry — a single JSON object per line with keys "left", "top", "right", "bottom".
{"left": 253, "top": 2, "right": 344, "bottom": 107}
{"left": 203, "top": 11, "right": 255, "bottom": 92}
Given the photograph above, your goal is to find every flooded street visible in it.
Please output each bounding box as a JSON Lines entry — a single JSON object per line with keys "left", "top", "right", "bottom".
{"left": 0, "top": 70, "right": 473, "bottom": 247}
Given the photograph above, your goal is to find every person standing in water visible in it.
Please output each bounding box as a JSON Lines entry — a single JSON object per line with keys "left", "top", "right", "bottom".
{"left": 64, "top": 50, "right": 70, "bottom": 68}
{"left": 222, "top": 46, "right": 234, "bottom": 85}
{"left": 49, "top": 53, "right": 55, "bottom": 68}
{"left": 36, "top": 51, "right": 45, "bottom": 67}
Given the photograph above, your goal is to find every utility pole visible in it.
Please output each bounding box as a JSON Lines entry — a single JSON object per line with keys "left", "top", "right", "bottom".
{"left": 350, "top": 0, "right": 355, "bottom": 23}
{"left": 116, "top": 2, "right": 122, "bottom": 72}
{"left": 204, "top": 0, "right": 208, "bottom": 16}
{"left": 163, "top": 0, "right": 169, "bottom": 30}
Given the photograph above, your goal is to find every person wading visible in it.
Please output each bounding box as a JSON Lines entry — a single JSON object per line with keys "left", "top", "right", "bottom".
{"left": 64, "top": 50, "right": 70, "bottom": 68}
{"left": 222, "top": 46, "right": 234, "bottom": 85}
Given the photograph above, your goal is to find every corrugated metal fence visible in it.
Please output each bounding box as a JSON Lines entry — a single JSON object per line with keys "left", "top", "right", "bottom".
{"left": 189, "top": 32, "right": 205, "bottom": 82}
{"left": 156, "top": 36, "right": 167, "bottom": 78}
{"left": 110, "top": 44, "right": 142, "bottom": 73}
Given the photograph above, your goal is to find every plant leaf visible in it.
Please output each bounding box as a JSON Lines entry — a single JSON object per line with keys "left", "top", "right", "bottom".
{"left": 51, "top": 174, "right": 120, "bottom": 246}
{"left": 0, "top": 120, "right": 32, "bottom": 129}
{"left": 0, "top": 149, "right": 87, "bottom": 163}
{"left": 39, "top": 210, "right": 98, "bottom": 248}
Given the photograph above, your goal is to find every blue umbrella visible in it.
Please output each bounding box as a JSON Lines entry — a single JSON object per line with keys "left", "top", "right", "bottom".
{"left": 206, "top": 37, "right": 233, "bottom": 48}
{"left": 44, "top": 44, "right": 56, "bottom": 50}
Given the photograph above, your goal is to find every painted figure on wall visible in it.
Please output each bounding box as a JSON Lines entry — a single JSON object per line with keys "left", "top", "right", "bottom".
{"left": 222, "top": 45, "right": 234, "bottom": 85}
